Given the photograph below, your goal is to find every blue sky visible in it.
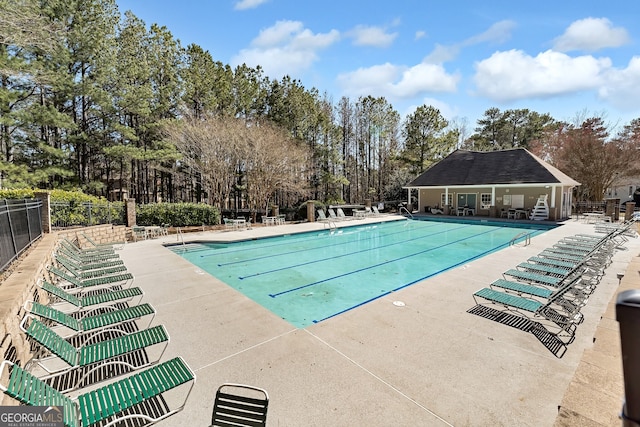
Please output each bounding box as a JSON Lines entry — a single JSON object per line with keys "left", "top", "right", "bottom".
{"left": 115, "top": 0, "right": 640, "bottom": 128}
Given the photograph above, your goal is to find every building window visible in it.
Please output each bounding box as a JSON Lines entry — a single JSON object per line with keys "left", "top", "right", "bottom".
{"left": 441, "top": 193, "right": 453, "bottom": 207}
{"left": 481, "top": 193, "right": 492, "bottom": 209}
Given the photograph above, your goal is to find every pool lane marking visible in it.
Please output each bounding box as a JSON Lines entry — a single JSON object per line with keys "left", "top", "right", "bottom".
{"left": 268, "top": 227, "right": 501, "bottom": 298}
{"left": 311, "top": 241, "right": 510, "bottom": 324}
{"left": 238, "top": 224, "right": 471, "bottom": 279}
{"left": 215, "top": 220, "right": 441, "bottom": 266}
{"left": 202, "top": 219, "right": 419, "bottom": 259}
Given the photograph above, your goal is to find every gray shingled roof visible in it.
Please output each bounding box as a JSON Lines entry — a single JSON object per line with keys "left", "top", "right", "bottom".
{"left": 407, "top": 148, "right": 579, "bottom": 187}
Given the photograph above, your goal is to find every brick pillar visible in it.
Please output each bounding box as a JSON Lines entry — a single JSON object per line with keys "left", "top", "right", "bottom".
{"left": 307, "top": 201, "right": 315, "bottom": 222}
{"left": 625, "top": 202, "right": 636, "bottom": 221}
{"left": 34, "top": 191, "right": 51, "bottom": 233}
{"left": 125, "top": 198, "right": 136, "bottom": 226}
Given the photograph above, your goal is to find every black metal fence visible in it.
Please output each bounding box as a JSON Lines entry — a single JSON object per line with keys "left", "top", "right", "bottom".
{"left": 0, "top": 199, "right": 43, "bottom": 272}
{"left": 50, "top": 201, "right": 125, "bottom": 229}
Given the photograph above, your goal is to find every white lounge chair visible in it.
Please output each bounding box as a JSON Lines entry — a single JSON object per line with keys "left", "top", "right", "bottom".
{"left": 336, "top": 208, "right": 354, "bottom": 220}
{"left": 317, "top": 209, "right": 329, "bottom": 221}
{"left": 327, "top": 208, "right": 340, "bottom": 221}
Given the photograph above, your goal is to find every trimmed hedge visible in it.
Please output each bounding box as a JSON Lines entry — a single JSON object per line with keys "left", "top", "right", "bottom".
{"left": 136, "top": 202, "right": 220, "bottom": 227}
{"left": 0, "top": 189, "right": 221, "bottom": 227}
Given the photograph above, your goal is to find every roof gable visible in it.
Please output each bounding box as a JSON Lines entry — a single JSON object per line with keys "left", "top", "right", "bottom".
{"left": 407, "top": 148, "right": 579, "bottom": 187}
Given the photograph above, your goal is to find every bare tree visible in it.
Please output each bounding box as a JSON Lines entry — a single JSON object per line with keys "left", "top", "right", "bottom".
{"left": 553, "top": 116, "right": 639, "bottom": 201}
{"left": 242, "top": 121, "right": 311, "bottom": 215}
{"left": 164, "top": 114, "right": 311, "bottom": 217}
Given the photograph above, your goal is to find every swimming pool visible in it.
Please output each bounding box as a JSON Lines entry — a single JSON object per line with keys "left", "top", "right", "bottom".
{"left": 170, "top": 218, "right": 554, "bottom": 328}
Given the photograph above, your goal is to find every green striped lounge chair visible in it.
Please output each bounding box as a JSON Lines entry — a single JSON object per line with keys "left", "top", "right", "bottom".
{"left": 19, "top": 317, "right": 169, "bottom": 391}
{"left": 47, "top": 265, "right": 134, "bottom": 292}
{"left": 472, "top": 288, "right": 579, "bottom": 343}
{"left": 57, "top": 246, "right": 121, "bottom": 264}
{"left": 503, "top": 269, "right": 563, "bottom": 287}
{"left": 23, "top": 301, "right": 156, "bottom": 340}
{"left": 80, "top": 232, "right": 126, "bottom": 250}
{"left": 38, "top": 280, "right": 144, "bottom": 313}
{"left": 55, "top": 255, "right": 128, "bottom": 280}
{"left": 60, "top": 238, "right": 117, "bottom": 256}
{"left": 54, "top": 251, "right": 125, "bottom": 270}
{"left": 490, "top": 279, "right": 585, "bottom": 315}
{"left": 0, "top": 357, "right": 195, "bottom": 427}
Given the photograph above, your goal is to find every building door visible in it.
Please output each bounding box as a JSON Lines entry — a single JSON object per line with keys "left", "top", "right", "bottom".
{"left": 457, "top": 193, "right": 477, "bottom": 209}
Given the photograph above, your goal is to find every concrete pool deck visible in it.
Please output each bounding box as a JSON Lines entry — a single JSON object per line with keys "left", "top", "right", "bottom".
{"left": 110, "top": 216, "right": 638, "bottom": 426}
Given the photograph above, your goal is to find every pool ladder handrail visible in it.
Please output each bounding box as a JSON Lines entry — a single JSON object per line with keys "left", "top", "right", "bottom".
{"left": 324, "top": 220, "right": 337, "bottom": 232}
{"left": 510, "top": 231, "right": 531, "bottom": 247}
{"left": 176, "top": 227, "right": 185, "bottom": 245}
{"left": 399, "top": 206, "right": 414, "bottom": 219}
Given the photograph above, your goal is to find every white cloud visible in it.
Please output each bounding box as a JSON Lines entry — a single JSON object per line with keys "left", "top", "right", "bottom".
{"left": 424, "top": 44, "right": 460, "bottom": 64}
{"left": 232, "top": 20, "right": 339, "bottom": 79}
{"left": 553, "top": 17, "right": 630, "bottom": 52}
{"left": 348, "top": 25, "right": 398, "bottom": 48}
{"left": 599, "top": 56, "right": 640, "bottom": 110}
{"left": 464, "top": 20, "right": 516, "bottom": 46}
{"left": 473, "top": 49, "right": 612, "bottom": 102}
{"left": 425, "top": 20, "right": 515, "bottom": 64}
{"left": 415, "top": 30, "right": 427, "bottom": 41}
{"left": 337, "top": 62, "right": 459, "bottom": 100}
{"left": 234, "top": 0, "right": 269, "bottom": 11}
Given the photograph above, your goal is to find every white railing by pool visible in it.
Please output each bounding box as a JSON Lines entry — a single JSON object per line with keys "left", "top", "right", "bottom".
{"left": 399, "top": 206, "right": 413, "bottom": 219}
{"left": 510, "top": 231, "right": 531, "bottom": 247}
{"left": 324, "top": 220, "right": 337, "bottom": 232}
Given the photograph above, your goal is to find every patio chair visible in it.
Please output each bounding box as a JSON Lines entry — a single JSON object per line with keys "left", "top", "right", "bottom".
{"left": 47, "top": 265, "right": 134, "bottom": 292}
{"left": 210, "top": 383, "right": 269, "bottom": 427}
{"left": 372, "top": 206, "right": 383, "bottom": 216}
{"left": 430, "top": 206, "right": 444, "bottom": 214}
{"left": 132, "top": 225, "right": 148, "bottom": 241}
{"left": 20, "top": 317, "right": 169, "bottom": 389}
{"left": 0, "top": 356, "right": 195, "bottom": 427}
{"left": 38, "top": 279, "right": 144, "bottom": 312}
{"left": 23, "top": 300, "right": 156, "bottom": 339}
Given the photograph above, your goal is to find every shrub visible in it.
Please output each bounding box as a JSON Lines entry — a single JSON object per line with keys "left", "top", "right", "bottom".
{"left": 136, "top": 202, "right": 220, "bottom": 227}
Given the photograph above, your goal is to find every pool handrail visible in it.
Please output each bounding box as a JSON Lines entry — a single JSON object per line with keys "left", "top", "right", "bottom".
{"left": 399, "top": 206, "right": 413, "bottom": 219}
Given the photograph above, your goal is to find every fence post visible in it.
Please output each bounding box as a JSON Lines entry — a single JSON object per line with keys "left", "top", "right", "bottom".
{"left": 34, "top": 192, "right": 51, "bottom": 233}
{"left": 616, "top": 290, "right": 640, "bottom": 426}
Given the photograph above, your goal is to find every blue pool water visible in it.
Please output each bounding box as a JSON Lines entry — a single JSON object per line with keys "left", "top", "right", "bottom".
{"left": 170, "top": 218, "right": 554, "bottom": 328}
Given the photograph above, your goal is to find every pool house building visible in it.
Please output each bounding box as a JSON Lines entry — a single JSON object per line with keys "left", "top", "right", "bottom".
{"left": 404, "top": 148, "right": 580, "bottom": 221}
